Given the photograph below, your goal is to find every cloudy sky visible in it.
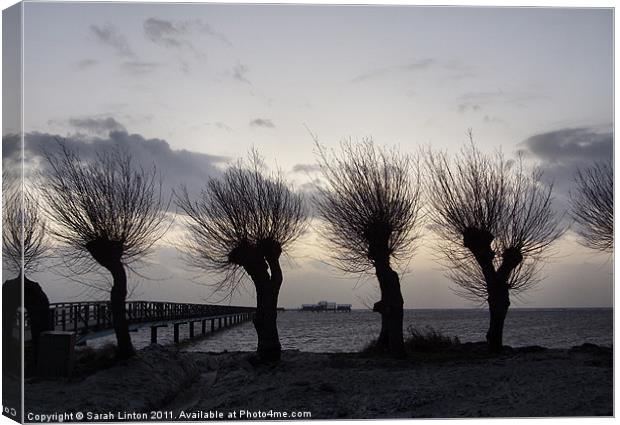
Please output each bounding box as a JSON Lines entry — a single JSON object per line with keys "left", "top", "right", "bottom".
{"left": 3, "top": 3, "right": 613, "bottom": 308}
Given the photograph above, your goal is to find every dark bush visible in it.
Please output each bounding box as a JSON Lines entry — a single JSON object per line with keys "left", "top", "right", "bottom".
{"left": 404, "top": 326, "right": 460, "bottom": 353}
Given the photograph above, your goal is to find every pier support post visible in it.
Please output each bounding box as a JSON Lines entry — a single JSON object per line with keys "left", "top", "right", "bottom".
{"left": 189, "top": 322, "right": 195, "bottom": 339}
{"left": 218, "top": 317, "right": 222, "bottom": 329}
{"left": 173, "top": 323, "right": 180, "bottom": 343}
{"left": 211, "top": 319, "right": 215, "bottom": 332}
{"left": 201, "top": 320, "right": 206, "bottom": 335}
{"left": 150, "top": 325, "right": 167, "bottom": 345}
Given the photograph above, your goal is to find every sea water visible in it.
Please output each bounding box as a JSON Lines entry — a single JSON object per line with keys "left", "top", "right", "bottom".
{"left": 87, "top": 308, "right": 613, "bottom": 352}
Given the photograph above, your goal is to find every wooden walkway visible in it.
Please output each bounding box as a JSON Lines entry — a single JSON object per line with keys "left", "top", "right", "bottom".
{"left": 27, "top": 301, "right": 255, "bottom": 345}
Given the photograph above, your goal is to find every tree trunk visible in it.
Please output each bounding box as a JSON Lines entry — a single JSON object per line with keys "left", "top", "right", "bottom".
{"left": 486, "top": 284, "right": 510, "bottom": 353}
{"left": 231, "top": 241, "right": 283, "bottom": 363}
{"left": 84, "top": 239, "right": 133, "bottom": 358}
{"left": 375, "top": 307, "right": 389, "bottom": 350}
{"left": 374, "top": 261, "right": 405, "bottom": 358}
{"left": 244, "top": 258, "right": 281, "bottom": 363}
{"left": 253, "top": 281, "right": 281, "bottom": 362}
{"left": 109, "top": 263, "right": 134, "bottom": 359}
{"left": 462, "top": 228, "right": 516, "bottom": 354}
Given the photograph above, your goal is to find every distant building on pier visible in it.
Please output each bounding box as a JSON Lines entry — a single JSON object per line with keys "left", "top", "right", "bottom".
{"left": 300, "top": 301, "right": 352, "bottom": 312}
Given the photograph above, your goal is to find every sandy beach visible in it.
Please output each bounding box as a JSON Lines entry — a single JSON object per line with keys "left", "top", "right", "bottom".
{"left": 23, "top": 342, "right": 612, "bottom": 420}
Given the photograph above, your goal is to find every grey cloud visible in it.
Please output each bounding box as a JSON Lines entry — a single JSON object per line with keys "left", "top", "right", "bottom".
{"left": 351, "top": 58, "right": 436, "bottom": 83}
{"left": 250, "top": 118, "right": 275, "bottom": 128}
{"left": 200, "top": 121, "right": 233, "bottom": 132}
{"left": 442, "top": 60, "right": 476, "bottom": 80}
{"left": 90, "top": 24, "right": 134, "bottom": 57}
{"left": 403, "top": 59, "right": 436, "bottom": 71}
{"left": 292, "top": 163, "right": 321, "bottom": 174}
{"left": 483, "top": 115, "right": 505, "bottom": 125}
{"left": 144, "top": 18, "right": 183, "bottom": 48}
{"left": 457, "top": 90, "right": 544, "bottom": 108}
{"left": 447, "top": 72, "right": 477, "bottom": 81}
{"left": 122, "top": 61, "right": 160, "bottom": 75}
{"left": 520, "top": 127, "right": 612, "bottom": 163}
{"left": 67, "top": 117, "right": 126, "bottom": 134}
{"left": 232, "top": 62, "right": 251, "bottom": 84}
{"left": 3, "top": 129, "right": 229, "bottom": 211}
{"left": 458, "top": 103, "right": 481, "bottom": 113}
{"left": 143, "top": 17, "right": 231, "bottom": 54}
{"left": 213, "top": 122, "right": 232, "bottom": 132}
{"left": 74, "top": 59, "right": 99, "bottom": 70}
{"left": 179, "top": 60, "right": 190, "bottom": 74}
{"left": 517, "top": 126, "right": 613, "bottom": 203}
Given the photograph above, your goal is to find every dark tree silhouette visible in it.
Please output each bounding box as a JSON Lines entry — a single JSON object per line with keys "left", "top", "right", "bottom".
{"left": 40, "top": 144, "right": 169, "bottom": 358}
{"left": 570, "top": 161, "right": 613, "bottom": 253}
{"left": 176, "top": 152, "right": 307, "bottom": 363}
{"left": 425, "top": 138, "right": 562, "bottom": 352}
{"left": 314, "top": 140, "right": 422, "bottom": 357}
{"left": 2, "top": 177, "right": 53, "bottom": 362}
{"left": 2, "top": 182, "right": 51, "bottom": 275}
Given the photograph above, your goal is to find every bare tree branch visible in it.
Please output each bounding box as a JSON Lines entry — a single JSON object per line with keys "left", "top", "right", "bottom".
{"left": 176, "top": 149, "right": 307, "bottom": 295}
{"left": 570, "top": 161, "right": 613, "bottom": 253}
{"left": 2, "top": 174, "right": 52, "bottom": 275}
{"left": 314, "top": 139, "right": 423, "bottom": 274}
{"left": 39, "top": 141, "right": 170, "bottom": 273}
{"left": 425, "top": 136, "right": 563, "bottom": 299}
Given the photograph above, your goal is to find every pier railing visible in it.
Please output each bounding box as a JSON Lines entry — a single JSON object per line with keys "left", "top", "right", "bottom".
{"left": 45, "top": 301, "right": 254, "bottom": 334}
{"left": 20, "top": 301, "right": 255, "bottom": 344}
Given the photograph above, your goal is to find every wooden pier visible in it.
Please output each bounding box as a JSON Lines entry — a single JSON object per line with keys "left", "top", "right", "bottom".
{"left": 24, "top": 301, "right": 255, "bottom": 345}
{"left": 150, "top": 311, "right": 254, "bottom": 344}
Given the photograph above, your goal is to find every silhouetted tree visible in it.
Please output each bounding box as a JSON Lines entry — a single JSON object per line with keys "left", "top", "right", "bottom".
{"left": 40, "top": 144, "right": 169, "bottom": 358}
{"left": 425, "top": 138, "right": 562, "bottom": 352}
{"left": 2, "top": 177, "right": 53, "bottom": 362}
{"left": 570, "top": 161, "right": 613, "bottom": 253}
{"left": 315, "top": 140, "right": 422, "bottom": 357}
{"left": 176, "top": 152, "right": 307, "bottom": 363}
{"left": 2, "top": 181, "right": 51, "bottom": 275}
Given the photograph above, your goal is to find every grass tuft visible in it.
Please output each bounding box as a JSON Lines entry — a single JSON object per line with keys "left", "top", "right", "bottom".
{"left": 73, "top": 342, "right": 118, "bottom": 376}
{"left": 405, "top": 326, "right": 460, "bottom": 352}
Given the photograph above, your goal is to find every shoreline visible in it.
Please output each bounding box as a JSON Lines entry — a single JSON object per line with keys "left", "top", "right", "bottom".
{"left": 22, "top": 342, "right": 613, "bottom": 419}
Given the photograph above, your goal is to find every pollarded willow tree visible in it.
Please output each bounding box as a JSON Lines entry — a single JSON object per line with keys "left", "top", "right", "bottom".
{"left": 315, "top": 140, "right": 423, "bottom": 357}
{"left": 570, "top": 161, "right": 613, "bottom": 253}
{"left": 40, "top": 143, "right": 169, "bottom": 358}
{"left": 2, "top": 177, "right": 53, "bottom": 360}
{"left": 176, "top": 152, "right": 307, "bottom": 363}
{"left": 2, "top": 183, "right": 51, "bottom": 276}
{"left": 425, "top": 138, "right": 563, "bottom": 353}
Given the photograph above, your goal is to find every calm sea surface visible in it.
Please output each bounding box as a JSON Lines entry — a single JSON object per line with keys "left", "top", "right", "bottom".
{"left": 88, "top": 308, "right": 613, "bottom": 353}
